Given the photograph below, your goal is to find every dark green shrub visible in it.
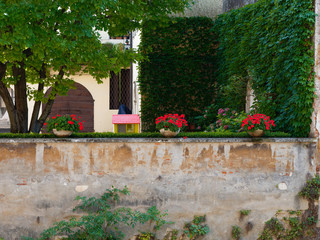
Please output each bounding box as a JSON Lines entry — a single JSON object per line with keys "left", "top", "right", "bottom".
{"left": 139, "top": 17, "right": 217, "bottom": 132}
{"left": 219, "top": 75, "right": 249, "bottom": 112}
{"left": 193, "top": 103, "right": 219, "bottom": 132}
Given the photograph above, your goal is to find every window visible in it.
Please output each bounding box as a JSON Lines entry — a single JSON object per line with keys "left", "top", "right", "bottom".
{"left": 109, "top": 69, "right": 131, "bottom": 110}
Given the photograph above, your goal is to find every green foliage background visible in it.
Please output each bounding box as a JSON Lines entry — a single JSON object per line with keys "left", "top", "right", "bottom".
{"left": 214, "top": 0, "right": 315, "bottom": 137}
{"left": 139, "top": 0, "right": 315, "bottom": 136}
{"left": 139, "top": 17, "right": 217, "bottom": 131}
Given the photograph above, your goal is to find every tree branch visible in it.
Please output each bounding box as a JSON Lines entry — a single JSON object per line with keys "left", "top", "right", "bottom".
{"left": 37, "top": 66, "right": 66, "bottom": 131}
{"left": 29, "top": 64, "right": 46, "bottom": 132}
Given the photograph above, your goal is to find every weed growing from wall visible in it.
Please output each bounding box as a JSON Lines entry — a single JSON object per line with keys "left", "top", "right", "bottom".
{"left": 231, "top": 225, "right": 242, "bottom": 240}
{"left": 240, "top": 209, "right": 251, "bottom": 217}
{"left": 183, "top": 215, "right": 209, "bottom": 239}
{"left": 258, "top": 175, "right": 320, "bottom": 239}
{"left": 163, "top": 229, "right": 179, "bottom": 240}
{"left": 299, "top": 175, "right": 320, "bottom": 201}
{"left": 25, "top": 187, "right": 173, "bottom": 240}
{"left": 23, "top": 187, "right": 210, "bottom": 240}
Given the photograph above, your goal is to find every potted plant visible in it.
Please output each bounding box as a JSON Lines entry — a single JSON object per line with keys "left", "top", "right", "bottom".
{"left": 241, "top": 113, "right": 275, "bottom": 137}
{"left": 155, "top": 114, "right": 188, "bottom": 137}
{"left": 44, "top": 114, "right": 84, "bottom": 137}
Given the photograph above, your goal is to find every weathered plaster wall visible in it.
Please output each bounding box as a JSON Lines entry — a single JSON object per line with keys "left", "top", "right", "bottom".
{"left": 311, "top": 0, "right": 320, "bottom": 138}
{"left": 0, "top": 138, "right": 318, "bottom": 240}
{"left": 183, "top": 0, "right": 257, "bottom": 18}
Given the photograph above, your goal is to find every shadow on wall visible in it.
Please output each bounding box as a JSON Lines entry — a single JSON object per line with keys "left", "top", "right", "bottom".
{"left": 223, "top": 0, "right": 258, "bottom": 12}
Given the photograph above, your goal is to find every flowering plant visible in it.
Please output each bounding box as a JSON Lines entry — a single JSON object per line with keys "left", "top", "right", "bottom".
{"left": 194, "top": 103, "right": 218, "bottom": 131}
{"left": 213, "top": 108, "right": 247, "bottom": 132}
{"left": 44, "top": 114, "right": 84, "bottom": 132}
{"left": 241, "top": 114, "right": 275, "bottom": 131}
{"left": 155, "top": 114, "right": 188, "bottom": 132}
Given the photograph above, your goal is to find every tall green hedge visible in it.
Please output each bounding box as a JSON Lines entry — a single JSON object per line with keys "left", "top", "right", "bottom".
{"left": 139, "top": 17, "right": 217, "bottom": 131}
{"left": 214, "top": 0, "right": 315, "bottom": 137}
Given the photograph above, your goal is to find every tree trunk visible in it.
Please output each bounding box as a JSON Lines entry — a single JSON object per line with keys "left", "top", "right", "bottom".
{"left": 12, "top": 63, "right": 28, "bottom": 133}
{"left": 1, "top": 61, "right": 66, "bottom": 133}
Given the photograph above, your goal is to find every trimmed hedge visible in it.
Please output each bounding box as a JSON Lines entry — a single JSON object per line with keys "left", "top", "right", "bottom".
{"left": 139, "top": 17, "right": 217, "bottom": 131}
{"left": 0, "top": 132, "right": 291, "bottom": 138}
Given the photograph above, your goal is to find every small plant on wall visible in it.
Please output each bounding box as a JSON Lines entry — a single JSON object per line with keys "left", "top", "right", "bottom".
{"left": 26, "top": 186, "right": 173, "bottom": 240}
{"left": 183, "top": 215, "right": 209, "bottom": 239}
{"left": 258, "top": 175, "right": 320, "bottom": 239}
{"left": 231, "top": 225, "right": 242, "bottom": 240}
{"left": 298, "top": 175, "right": 320, "bottom": 201}
{"left": 137, "top": 232, "right": 155, "bottom": 240}
{"left": 240, "top": 209, "right": 251, "bottom": 217}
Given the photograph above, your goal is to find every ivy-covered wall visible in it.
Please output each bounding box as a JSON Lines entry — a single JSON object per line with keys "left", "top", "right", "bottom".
{"left": 139, "top": 0, "right": 315, "bottom": 136}
{"left": 214, "top": 0, "right": 315, "bottom": 137}
{"left": 139, "top": 17, "right": 217, "bottom": 131}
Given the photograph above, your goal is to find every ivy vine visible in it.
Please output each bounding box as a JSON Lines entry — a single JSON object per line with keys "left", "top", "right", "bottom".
{"left": 214, "top": 0, "right": 315, "bottom": 137}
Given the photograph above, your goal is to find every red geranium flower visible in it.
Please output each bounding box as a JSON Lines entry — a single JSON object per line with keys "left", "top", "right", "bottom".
{"left": 43, "top": 114, "right": 84, "bottom": 134}
{"left": 155, "top": 113, "right": 188, "bottom": 132}
{"left": 241, "top": 114, "right": 275, "bottom": 132}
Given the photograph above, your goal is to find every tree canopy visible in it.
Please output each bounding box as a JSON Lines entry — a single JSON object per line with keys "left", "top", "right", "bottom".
{"left": 0, "top": 0, "right": 190, "bottom": 133}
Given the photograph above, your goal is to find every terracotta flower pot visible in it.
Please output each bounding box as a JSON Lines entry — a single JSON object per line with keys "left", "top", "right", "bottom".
{"left": 160, "top": 128, "right": 180, "bottom": 137}
{"left": 248, "top": 129, "right": 264, "bottom": 137}
{"left": 53, "top": 129, "right": 73, "bottom": 137}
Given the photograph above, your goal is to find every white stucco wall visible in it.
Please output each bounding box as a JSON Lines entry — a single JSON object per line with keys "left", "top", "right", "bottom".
{"left": 27, "top": 75, "right": 116, "bottom": 133}
{"left": 132, "top": 31, "right": 141, "bottom": 115}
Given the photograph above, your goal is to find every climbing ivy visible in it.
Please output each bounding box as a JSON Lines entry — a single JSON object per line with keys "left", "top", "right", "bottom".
{"left": 214, "top": 0, "right": 315, "bottom": 137}
{"left": 139, "top": 17, "right": 217, "bottom": 131}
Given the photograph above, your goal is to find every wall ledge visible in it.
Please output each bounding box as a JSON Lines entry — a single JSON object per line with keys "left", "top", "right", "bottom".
{"left": 0, "top": 137, "right": 316, "bottom": 143}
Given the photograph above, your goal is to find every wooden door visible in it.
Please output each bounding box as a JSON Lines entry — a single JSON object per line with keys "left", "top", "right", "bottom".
{"left": 44, "top": 83, "right": 94, "bottom": 132}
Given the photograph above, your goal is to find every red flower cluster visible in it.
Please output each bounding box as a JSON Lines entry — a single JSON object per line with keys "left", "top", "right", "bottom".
{"left": 241, "top": 114, "right": 275, "bottom": 131}
{"left": 44, "top": 114, "right": 84, "bottom": 132}
{"left": 155, "top": 114, "right": 188, "bottom": 132}
{"left": 68, "top": 114, "right": 83, "bottom": 130}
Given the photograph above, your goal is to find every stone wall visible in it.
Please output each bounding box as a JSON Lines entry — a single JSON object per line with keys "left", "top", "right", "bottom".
{"left": 0, "top": 138, "right": 318, "bottom": 240}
